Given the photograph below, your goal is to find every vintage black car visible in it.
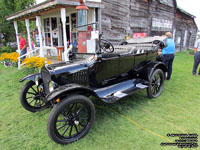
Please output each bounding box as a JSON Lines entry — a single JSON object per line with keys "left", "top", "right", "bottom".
{"left": 19, "top": 36, "right": 167, "bottom": 145}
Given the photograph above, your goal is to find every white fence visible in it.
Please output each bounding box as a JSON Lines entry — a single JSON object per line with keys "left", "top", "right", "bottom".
{"left": 17, "top": 47, "right": 40, "bottom": 70}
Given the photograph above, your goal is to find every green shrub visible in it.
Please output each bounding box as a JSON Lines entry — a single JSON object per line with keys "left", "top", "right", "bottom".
{"left": 0, "top": 46, "right": 17, "bottom": 53}
{"left": 188, "top": 50, "right": 195, "bottom": 55}
{"left": 10, "top": 46, "right": 18, "bottom": 52}
{"left": 0, "top": 46, "right": 10, "bottom": 52}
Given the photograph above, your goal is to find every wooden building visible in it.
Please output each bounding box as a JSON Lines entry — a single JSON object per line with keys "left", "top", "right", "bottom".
{"left": 102, "top": 0, "right": 175, "bottom": 40}
{"left": 6, "top": 0, "right": 198, "bottom": 66}
{"left": 101, "top": 0, "right": 198, "bottom": 51}
{"left": 174, "top": 7, "right": 198, "bottom": 51}
{"left": 7, "top": 0, "right": 103, "bottom": 65}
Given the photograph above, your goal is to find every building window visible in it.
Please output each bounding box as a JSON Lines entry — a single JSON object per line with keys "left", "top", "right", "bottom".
{"left": 44, "top": 18, "right": 51, "bottom": 46}
{"left": 44, "top": 17, "right": 58, "bottom": 47}
{"left": 71, "top": 13, "right": 77, "bottom": 32}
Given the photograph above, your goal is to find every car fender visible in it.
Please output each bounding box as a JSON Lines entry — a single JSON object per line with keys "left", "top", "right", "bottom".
{"left": 139, "top": 61, "right": 167, "bottom": 81}
{"left": 19, "top": 73, "right": 42, "bottom": 83}
{"left": 46, "top": 84, "right": 99, "bottom": 102}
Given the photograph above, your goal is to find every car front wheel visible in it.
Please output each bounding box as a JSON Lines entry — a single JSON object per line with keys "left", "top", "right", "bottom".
{"left": 20, "top": 81, "right": 48, "bottom": 112}
{"left": 147, "top": 69, "right": 164, "bottom": 98}
{"left": 47, "top": 95, "right": 95, "bottom": 145}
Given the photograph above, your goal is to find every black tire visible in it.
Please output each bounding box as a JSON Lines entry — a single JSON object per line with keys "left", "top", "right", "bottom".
{"left": 147, "top": 69, "right": 164, "bottom": 98}
{"left": 47, "top": 95, "right": 95, "bottom": 145}
{"left": 20, "top": 81, "right": 47, "bottom": 112}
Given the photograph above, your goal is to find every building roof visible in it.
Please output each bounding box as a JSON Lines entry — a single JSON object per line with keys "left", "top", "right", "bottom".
{"left": 173, "top": 0, "right": 195, "bottom": 18}
{"left": 177, "top": 6, "right": 196, "bottom": 18}
{"left": 7, "top": 0, "right": 103, "bottom": 21}
{"left": 174, "top": 0, "right": 198, "bottom": 29}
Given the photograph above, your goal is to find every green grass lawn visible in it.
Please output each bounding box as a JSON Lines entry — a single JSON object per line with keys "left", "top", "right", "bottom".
{"left": 0, "top": 51, "right": 200, "bottom": 150}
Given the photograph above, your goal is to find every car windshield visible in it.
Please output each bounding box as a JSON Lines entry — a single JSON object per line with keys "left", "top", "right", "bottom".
{"left": 73, "top": 53, "right": 95, "bottom": 63}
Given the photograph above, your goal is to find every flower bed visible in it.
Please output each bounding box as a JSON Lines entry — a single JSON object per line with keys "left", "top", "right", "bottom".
{"left": 0, "top": 53, "right": 52, "bottom": 71}
{"left": 22, "top": 56, "right": 52, "bottom": 69}
{"left": 0, "top": 52, "right": 19, "bottom": 67}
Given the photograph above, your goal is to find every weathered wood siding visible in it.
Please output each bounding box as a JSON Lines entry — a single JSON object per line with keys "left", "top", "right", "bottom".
{"left": 100, "top": 0, "right": 197, "bottom": 51}
{"left": 101, "top": 0, "right": 131, "bottom": 43}
{"left": 101, "top": 0, "right": 175, "bottom": 43}
{"left": 129, "top": 0, "right": 149, "bottom": 33}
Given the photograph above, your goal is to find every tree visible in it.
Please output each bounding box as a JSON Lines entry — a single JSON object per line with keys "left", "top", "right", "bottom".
{"left": 0, "top": 0, "right": 34, "bottom": 45}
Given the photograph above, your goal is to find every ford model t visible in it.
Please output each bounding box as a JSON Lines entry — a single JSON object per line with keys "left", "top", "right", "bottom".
{"left": 19, "top": 32, "right": 167, "bottom": 145}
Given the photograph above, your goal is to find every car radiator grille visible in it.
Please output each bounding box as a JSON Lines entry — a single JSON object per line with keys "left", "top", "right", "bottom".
{"left": 41, "top": 69, "right": 51, "bottom": 94}
{"left": 72, "top": 71, "right": 88, "bottom": 85}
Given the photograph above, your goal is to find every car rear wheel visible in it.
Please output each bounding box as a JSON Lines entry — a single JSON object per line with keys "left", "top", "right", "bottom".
{"left": 20, "top": 81, "right": 48, "bottom": 112}
{"left": 47, "top": 95, "right": 95, "bottom": 145}
{"left": 147, "top": 69, "right": 164, "bottom": 98}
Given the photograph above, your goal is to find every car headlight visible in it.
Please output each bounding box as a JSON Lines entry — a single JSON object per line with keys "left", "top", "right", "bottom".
{"left": 49, "top": 82, "right": 54, "bottom": 92}
{"left": 35, "top": 76, "right": 39, "bottom": 86}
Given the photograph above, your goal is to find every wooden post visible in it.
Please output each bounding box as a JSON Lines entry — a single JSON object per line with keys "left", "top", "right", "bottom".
{"left": 69, "top": 13, "right": 72, "bottom": 42}
{"left": 173, "top": 28, "right": 176, "bottom": 40}
{"left": 57, "top": 17, "right": 61, "bottom": 46}
{"left": 25, "top": 19, "right": 33, "bottom": 54}
{"left": 61, "top": 8, "right": 69, "bottom": 61}
{"left": 14, "top": 21, "right": 21, "bottom": 70}
{"left": 14, "top": 21, "right": 20, "bottom": 52}
{"left": 93, "top": 8, "right": 96, "bottom": 30}
{"left": 98, "top": 8, "right": 102, "bottom": 33}
{"left": 36, "top": 16, "right": 44, "bottom": 57}
{"left": 49, "top": 18, "right": 53, "bottom": 47}
{"left": 41, "top": 19, "right": 46, "bottom": 46}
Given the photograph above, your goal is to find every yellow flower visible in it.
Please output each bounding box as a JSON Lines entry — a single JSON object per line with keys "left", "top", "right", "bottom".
{"left": 0, "top": 53, "right": 52, "bottom": 69}
{"left": 0, "top": 52, "right": 19, "bottom": 62}
{"left": 22, "top": 57, "right": 51, "bottom": 69}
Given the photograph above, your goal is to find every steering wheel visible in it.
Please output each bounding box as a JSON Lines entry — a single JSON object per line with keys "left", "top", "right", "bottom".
{"left": 153, "top": 40, "right": 168, "bottom": 49}
{"left": 100, "top": 39, "right": 114, "bottom": 53}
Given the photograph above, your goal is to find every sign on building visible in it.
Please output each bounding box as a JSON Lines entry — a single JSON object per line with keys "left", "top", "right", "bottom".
{"left": 133, "top": 33, "right": 147, "bottom": 38}
{"left": 152, "top": 18, "right": 173, "bottom": 31}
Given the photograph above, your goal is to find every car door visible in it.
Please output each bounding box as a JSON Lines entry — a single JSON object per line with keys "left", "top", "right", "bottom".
{"left": 119, "top": 53, "right": 134, "bottom": 75}
{"left": 95, "top": 55, "right": 120, "bottom": 84}
{"left": 133, "top": 49, "right": 148, "bottom": 71}
{"left": 146, "top": 49, "right": 157, "bottom": 61}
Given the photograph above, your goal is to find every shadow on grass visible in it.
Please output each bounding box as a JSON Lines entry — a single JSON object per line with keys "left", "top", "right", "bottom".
{"left": 31, "top": 90, "right": 150, "bottom": 131}
{"left": 91, "top": 90, "right": 150, "bottom": 124}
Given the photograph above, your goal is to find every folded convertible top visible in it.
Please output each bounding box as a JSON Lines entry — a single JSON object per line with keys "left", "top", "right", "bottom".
{"left": 126, "top": 36, "right": 167, "bottom": 44}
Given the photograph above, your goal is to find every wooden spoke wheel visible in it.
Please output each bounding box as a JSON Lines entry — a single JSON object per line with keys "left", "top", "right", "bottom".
{"left": 47, "top": 95, "right": 95, "bottom": 145}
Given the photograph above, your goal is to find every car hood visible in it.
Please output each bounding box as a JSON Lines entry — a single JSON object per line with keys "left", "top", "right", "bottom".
{"left": 44, "top": 60, "right": 88, "bottom": 76}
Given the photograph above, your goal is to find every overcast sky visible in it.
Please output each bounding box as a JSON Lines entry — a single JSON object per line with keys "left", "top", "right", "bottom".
{"left": 176, "top": 0, "right": 200, "bottom": 28}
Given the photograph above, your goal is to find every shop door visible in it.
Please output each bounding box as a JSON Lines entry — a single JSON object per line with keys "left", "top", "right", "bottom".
{"left": 61, "top": 16, "right": 70, "bottom": 46}
{"left": 66, "top": 24, "right": 70, "bottom": 46}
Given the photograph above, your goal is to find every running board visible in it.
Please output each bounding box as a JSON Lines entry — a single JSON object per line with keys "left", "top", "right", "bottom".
{"left": 95, "top": 79, "right": 149, "bottom": 103}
